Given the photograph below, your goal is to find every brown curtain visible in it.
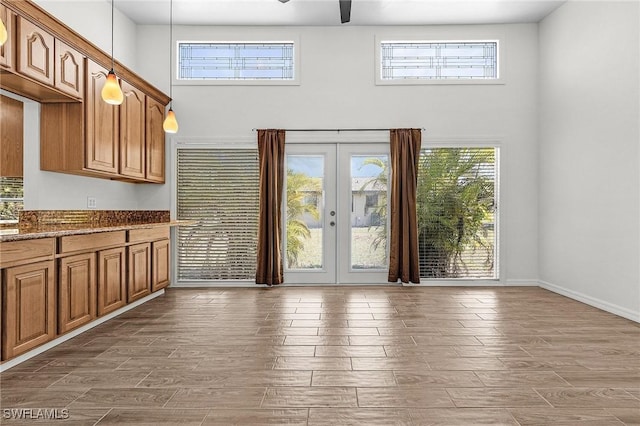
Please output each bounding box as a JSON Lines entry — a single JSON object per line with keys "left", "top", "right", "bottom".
{"left": 256, "top": 129, "right": 286, "bottom": 285}
{"left": 388, "top": 128, "right": 421, "bottom": 284}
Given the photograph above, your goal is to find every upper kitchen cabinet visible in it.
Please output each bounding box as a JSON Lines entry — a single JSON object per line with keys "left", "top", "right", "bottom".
{"left": 41, "top": 60, "right": 167, "bottom": 183}
{"left": 3, "top": 0, "right": 170, "bottom": 183}
{"left": 120, "top": 80, "right": 146, "bottom": 180}
{"left": 54, "top": 39, "right": 83, "bottom": 99}
{"left": 0, "top": 5, "right": 14, "bottom": 69}
{"left": 1, "top": 5, "right": 84, "bottom": 102}
{"left": 146, "top": 97, "right": 166, "bottom": 183}
{"left": 85, "top": 60, "right": 119, "bottom": 174}
{"left": 16, "top": 16, "right": 54, "bottom": 86}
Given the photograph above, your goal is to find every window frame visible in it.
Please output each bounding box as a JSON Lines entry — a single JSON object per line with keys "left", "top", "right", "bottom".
{"left": 175, "top": 38, "right": 301, "bottom": 86}
{"left": 417, "top": 141, "right": 502, "bottom": 283}
{"left": 375, "top": 37, "right": 505, "bottom": 86}
{"left": 171, "top": 138, "right": 260, "bottom": 286}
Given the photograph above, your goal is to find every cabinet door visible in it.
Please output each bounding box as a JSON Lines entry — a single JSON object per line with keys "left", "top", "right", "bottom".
{"left": 17, "top": 16, "right": 54, "bottom": 86}
{"left": 54, "top": 39, "right": 84, "bottom": 99}
{"left": 58, "top": 253, "right": 96, "bottom": 334}
{"left": 127, "top": 243, "right": 151, "bottom": 302}
{"left": 120, "top": 81, "right": 145, "bottom": 179}
{"left": 152, "top": 239, "right": 170, "bottom": 292}
{"left": 0, "top": 94, "right": 24, "bottom": 177}
{"left": 85, "top": 60, "right": 119, "bottom": 174}
{"left": 97, "top": 247, "right": 126, "bottom": 316}
{"left": 0, "top": 6, "right": 14, "bottom": 70}
{"left": 145, "top": 97, "right": 166, "bottom": 183}
{"left": 2, "top": 260, "right": 55, "bottom": 360}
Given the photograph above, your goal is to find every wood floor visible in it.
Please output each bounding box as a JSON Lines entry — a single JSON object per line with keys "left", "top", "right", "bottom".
{"left": 1, "top": 286, "right": 639, "bottom": 425}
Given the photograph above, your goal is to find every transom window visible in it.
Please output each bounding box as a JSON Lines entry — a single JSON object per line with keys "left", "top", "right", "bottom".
{"left": 178, "top": 42, "right": 295, "bottom": 81}
{"left": 379, "top": 40, "right": 499, "bottom": 82}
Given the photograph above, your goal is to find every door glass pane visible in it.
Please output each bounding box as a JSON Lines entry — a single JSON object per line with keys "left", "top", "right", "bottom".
{"left": 351, "top": 155, "right": 388, "bottom": 270}
{"left": 286, "top": 155, "right": 324, "bottom": 270}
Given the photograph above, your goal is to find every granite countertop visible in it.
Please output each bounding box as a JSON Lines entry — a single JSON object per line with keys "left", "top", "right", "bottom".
{"left": 0, "top": 220, "right": 194, "bottom": 242}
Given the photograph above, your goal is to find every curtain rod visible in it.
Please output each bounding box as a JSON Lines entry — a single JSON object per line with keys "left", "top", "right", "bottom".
{"left": 251, "top": 128, "right": 425, "bottom": 132}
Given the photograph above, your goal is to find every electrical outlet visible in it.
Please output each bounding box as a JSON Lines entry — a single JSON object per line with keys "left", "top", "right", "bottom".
{"left": 87, "top": 197, "right": 97, "bottom": 209}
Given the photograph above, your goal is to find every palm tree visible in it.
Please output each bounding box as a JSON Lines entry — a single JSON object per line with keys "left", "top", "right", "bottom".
{"left": 286, "top": 169, "right": 320, "bottom": 268}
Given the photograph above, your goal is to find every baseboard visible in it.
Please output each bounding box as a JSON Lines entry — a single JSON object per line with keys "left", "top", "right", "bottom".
{"left": 403, "top": 280, "right": 504, "bottom": 287}
{"left": 505, "top": 279, "right": 539, "bottom": 286}
{"left": 538, "top": 280, "right": 640, "bottom": 323}
{"left": 172, "top": 281, "right": 259, "bottom": 288}
{"left": 0, "top": 290, "right": 165, "bottom": 373}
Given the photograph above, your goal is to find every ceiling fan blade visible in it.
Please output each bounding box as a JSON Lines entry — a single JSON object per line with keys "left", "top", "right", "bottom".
{"left": 339, "top": 0, "right": 351, "bottom": 23}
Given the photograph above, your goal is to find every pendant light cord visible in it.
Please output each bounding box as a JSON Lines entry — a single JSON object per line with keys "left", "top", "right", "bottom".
{"left": 111, "top": 0, "right": 115, "bottom": 70}
{"left": 169, "top": 0, "right": 173, "bottom": 109}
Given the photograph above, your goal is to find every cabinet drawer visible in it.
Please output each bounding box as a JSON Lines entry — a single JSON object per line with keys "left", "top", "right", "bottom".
{"left": 0, "top": 238, "right": 55, "bottom": 268}
{"left": 128, "top": 227, "right": 169, "bottom": 243}
{"left": 60, "top": 231, "right": 126, "bottom": 254}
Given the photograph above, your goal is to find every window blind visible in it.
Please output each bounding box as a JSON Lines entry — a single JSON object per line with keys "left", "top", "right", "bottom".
{"left": 176, "top": 148, "right": 259, "bottom": 281}
{"left": 417, "top": 147, "right": 497, "bottom": 279}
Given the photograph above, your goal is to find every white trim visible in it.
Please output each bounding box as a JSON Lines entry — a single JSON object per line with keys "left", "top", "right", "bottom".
{"left": 174, "top": 136, "right": 256, "bottom": 148}
{"left": 285, "top": 132, "right": 390, "bottom": 144}
{"left": 171, "top": 281, "right": 397, "bottom": 288}
{"left": 405, "top": 279, "right": 503, "bottom": 287}
{"left": 170, "top": 281, "right": 259, "bottom": 288}
{"left": 539, "top": 280, "right": 640, "bottom": 323}
{"left": 505, "top": 279, "right": 539, "bottom": 286}
{"left": 0, "top": 291, "right": 165, "bottom": 373}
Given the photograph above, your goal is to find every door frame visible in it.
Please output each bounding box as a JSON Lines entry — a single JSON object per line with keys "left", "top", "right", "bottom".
{"left": 283, "top": 136, "right": 391, "bottom": 285}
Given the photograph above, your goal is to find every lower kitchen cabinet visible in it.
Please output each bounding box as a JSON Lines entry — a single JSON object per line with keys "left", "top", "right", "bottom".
{"left": 128, "top": 242, "right": 151, "bottom": 302}
{"left": 152, "top": 239, "right": 170, "bottom": 292}
{"left": 58, "top": 253, "right": 96, "bottom": 334}
{"left": 2, "top": 260, "right": 56, "bottom": 359}
{"left": 0, "top": 225, "right": 172, "bottom": 362}
{"left": 97, "top": 247, "right": 126, "bottom": 316}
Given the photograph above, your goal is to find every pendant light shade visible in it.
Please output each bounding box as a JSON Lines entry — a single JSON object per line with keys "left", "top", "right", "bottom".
{"left": 0, "top": 18, "right": 7, "bottom": 46}
{"left": 163, "top": 0, "right": 179, "bottom": 133}
{"left": 163, "top": 108, "right": 178, "bottom": 133}
{"left": 102, "top": 69, "right": 124, "bottom": 105}
{"left": 101, "top": 0, "right": 123, "bottom": 105}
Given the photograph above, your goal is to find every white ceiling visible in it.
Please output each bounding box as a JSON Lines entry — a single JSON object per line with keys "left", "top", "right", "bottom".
{"left": 114, "top": 0, "right": 566, "bottom": 26}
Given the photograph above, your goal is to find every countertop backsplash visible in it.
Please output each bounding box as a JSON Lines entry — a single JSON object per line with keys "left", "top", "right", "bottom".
{"left": 18, "top": 210, "right": 171, "bottom": 229}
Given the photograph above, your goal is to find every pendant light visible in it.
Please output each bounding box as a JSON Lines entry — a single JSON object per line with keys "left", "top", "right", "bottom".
{"left": 101, "top": 0, "right": 124, "bottom": 105}
{"left": 163, "top": 0, "right": 178, "bottom": 133}
{"left": 0, "top": 18, "right": 7, "bottom": 46}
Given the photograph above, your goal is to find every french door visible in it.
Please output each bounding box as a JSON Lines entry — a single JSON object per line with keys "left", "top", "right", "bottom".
{"left": 284, "top": 143, "right": 390, "bottom": 284}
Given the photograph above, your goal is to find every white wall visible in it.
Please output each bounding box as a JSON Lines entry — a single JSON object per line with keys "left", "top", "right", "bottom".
{"left": 136, "top": 23, "right": 540, "bottom": 283}
{"left": 538, "top": 1, "right": 640, "bottom": 321}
